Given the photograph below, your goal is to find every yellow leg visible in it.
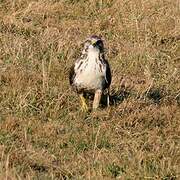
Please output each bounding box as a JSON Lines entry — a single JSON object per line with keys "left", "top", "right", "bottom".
{"left": 80, "top": 94, "right": 88, "bottom": 112}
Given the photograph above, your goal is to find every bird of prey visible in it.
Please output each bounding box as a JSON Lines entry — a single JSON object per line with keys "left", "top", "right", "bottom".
{"left": 69, "top": 35, "right": 111, "bottom": 111}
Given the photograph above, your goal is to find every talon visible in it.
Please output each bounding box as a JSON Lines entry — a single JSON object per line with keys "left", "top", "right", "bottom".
{"left": 80, "top": 95, "right": 88, "bottom": 112}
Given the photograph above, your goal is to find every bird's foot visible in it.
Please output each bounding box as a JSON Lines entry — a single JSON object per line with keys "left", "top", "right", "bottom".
{"left": 80, "top": 95, "right": 88, "bottom": 112}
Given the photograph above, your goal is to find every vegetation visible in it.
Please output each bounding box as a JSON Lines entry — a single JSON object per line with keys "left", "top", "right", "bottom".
{"left": 0, "top": 0, "right": 179, "bottom": 179}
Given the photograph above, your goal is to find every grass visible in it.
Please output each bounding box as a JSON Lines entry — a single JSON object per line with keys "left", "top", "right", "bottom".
{"left": 0, "top": 0, "right": 180, "bottom": 179}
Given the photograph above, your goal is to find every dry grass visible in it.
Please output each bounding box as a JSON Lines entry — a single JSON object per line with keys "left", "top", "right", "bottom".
{"left": 0, "top": 0, "right": 180, "bottom": 179}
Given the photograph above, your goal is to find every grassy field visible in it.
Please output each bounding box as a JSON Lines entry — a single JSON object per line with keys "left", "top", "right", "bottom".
{"left": 0, "top": 0, "right": 180, "bottom": 179}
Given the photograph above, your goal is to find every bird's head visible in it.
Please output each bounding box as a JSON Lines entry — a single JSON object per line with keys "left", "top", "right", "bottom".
{"left": 82, "top": 35, "right": 104, "bottom": 54}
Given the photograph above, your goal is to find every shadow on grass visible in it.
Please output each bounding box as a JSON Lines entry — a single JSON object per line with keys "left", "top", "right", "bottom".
{"left": 146, "top": 88, "right": 163, "bottom": 104}
{"left": 83, "top": 87, "right": 167, "bottom": 109}
{"left": 101, "top": 89, "right": 130, "bottom": 107}
{"left": 104, "top": 87, "right": 164, "bottom": 107}
{"left": 83, "top": 89, "right": 130, "bottom": 109}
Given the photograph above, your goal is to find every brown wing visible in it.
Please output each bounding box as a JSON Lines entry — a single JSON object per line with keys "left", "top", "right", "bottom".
{"left": 69, "top": 56, "right": 84, "bottom": 86}
{"left": 69, "top": 54, "right": 86, "bottom": 86}
{"left": 100, "top": 54, "right": 111, "bottom": 90}
{"left": 104, "top": 59, "right": 111, "bottom": 89}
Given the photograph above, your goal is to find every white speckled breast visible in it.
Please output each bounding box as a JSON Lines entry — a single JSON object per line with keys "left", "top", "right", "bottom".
{"left": 74, "top": 47, "right": 106, "bottom": 90}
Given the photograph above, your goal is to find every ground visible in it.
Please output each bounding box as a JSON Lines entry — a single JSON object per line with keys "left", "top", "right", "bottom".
{"left": 0, "top": 0, "right": 180, "bottom": 179}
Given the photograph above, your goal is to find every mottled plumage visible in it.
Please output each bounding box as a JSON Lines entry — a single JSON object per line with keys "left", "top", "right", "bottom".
{"left": 69, "top": 35, "right": 111, "bottom": 110}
